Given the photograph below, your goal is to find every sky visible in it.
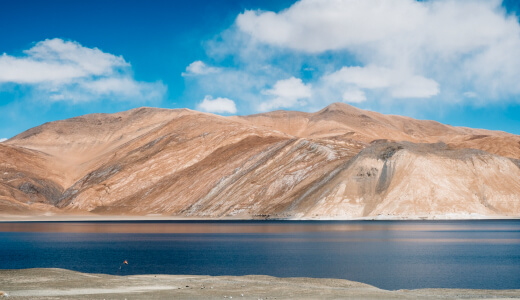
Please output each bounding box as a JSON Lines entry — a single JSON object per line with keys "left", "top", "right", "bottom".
{"left": 1, "top": 0, "right": 520, "bottom": 140}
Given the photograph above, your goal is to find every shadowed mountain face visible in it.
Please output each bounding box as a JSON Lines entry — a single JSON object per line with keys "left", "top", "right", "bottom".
{"left": 2, "top": 103, "right": 520, "bottom": 219}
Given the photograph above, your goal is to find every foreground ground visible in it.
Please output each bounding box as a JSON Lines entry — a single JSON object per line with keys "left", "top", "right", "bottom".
{"left": 0, "top": 269, "right": 519, "bottom": 299}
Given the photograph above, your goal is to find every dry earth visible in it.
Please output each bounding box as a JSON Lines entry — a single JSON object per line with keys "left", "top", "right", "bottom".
{"left": 1, "top": 103, "right": 520, "bottom": 219}
{"left": 1, "top": 268, "right": 519, "bottom": 299}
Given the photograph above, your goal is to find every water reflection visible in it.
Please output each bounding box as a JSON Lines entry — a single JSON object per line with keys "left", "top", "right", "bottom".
{"left": 0, "top": 220, "right": 518, "bottom": 234}
{"left": 0, "top": 220, "right": 519, "bottom": 244}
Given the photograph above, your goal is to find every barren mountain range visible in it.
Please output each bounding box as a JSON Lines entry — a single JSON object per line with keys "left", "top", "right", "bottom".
{"left": 1, "top": 102, "right": 519, "bottom": 219}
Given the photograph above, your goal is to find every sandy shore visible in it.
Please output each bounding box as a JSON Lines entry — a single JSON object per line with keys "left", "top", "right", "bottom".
{"left": 0, "top": 268, "right": 519, "bottom": 299}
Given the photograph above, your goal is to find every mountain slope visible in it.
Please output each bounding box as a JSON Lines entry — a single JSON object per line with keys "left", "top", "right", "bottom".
{"left": 1, "top": 103, "right": 519, "bottom": 219}
{"left": 0, "top": 144, "right": 63, "bottom": 213}
{"left": 293, "top": 141, "right": 520, "bottom": 219}
{"left": 233, "top": 102, "right": 520, "bottom": 159}
{"left": 7, "top": 107, "right": 189, "bottom": 187}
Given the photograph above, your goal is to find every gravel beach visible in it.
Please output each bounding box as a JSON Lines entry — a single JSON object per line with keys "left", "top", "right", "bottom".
{"left": 1, "top": 268, "right": 519, "bottom": 299}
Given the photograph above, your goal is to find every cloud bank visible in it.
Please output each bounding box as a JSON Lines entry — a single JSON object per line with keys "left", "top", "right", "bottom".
{"left": 0, "top": 38, "right": 166, "bottom": 103}
{"left": 185, "top": 0, "right": 520, "bottom": 113}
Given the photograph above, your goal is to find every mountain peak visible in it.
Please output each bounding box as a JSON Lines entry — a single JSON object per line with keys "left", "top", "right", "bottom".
{"left": 323, "top": 102, "right": 354, "bottom": 110}
{"left": 313, "top": 102, "right": 370, "bottom": 120}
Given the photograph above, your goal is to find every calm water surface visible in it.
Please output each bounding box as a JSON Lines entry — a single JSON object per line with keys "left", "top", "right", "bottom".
{"left": 0, "top": 220, "right": 519, "bottom": 290}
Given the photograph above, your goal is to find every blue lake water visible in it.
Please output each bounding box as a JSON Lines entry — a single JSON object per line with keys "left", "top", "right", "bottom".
{"left": 0, "top": 220, "right": 519, "bottom": 290}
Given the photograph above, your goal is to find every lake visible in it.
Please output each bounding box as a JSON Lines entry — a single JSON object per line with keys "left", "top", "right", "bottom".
{"left": 0, "top": 220, "right": 519, "bottom": 290}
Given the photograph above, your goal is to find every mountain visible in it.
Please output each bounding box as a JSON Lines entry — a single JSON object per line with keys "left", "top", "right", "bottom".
{"left": 1, "top": 103, "right": 519, "bottom": 219}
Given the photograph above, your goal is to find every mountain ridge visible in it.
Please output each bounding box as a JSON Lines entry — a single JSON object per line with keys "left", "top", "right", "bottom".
{"left": 1, "top": 102, "right": 519, "bottom": 219}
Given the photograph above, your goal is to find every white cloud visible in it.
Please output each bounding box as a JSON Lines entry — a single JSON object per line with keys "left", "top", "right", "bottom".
{"left": 390, "top": 75, "right": 440, "bottom": 99}
{"left": 258, "top": 77, "right": 311, "bottom": 111}
{"left": 197, "top": 95, "right": 237, "bottom": 114}
{"left": 182, "top": 60, "right": 221, "bottom": 76}
{"left": 325, "top": 65, "right": 394, "bottom": 90}
{"left": 236, "top": 0, "right": 514, "bottom": 54}
{"left": 342, "top": 87, "right": 366, "bottom": 103}
{"left": 323, "top": 65, "right": 439, "bottom": 99}
{"left": 0, "top": 38, "right": 128, "bottom": 84}
{"left": 233, "top": 0, "right": 520, "bottom": 102}
{"left": 0, "top": 38, "right": 166, "bottom": 103}
{"left": 237, "top": 0, "right": 422, "bottom": 53}
{"left": 0, "top": 138, "right": 7, "bottom": 143}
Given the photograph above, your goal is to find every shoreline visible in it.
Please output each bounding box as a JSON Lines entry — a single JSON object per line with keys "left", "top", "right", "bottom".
{"left": 1, "top": 213, "right": 518, "bottom": 222}
{"left": 1, "top": 268, "right": 519, "bottom": 299}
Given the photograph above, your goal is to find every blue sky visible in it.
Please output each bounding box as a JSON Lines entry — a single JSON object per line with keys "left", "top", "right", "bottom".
{"left": 1, "top": 0, "right": 520, "bottom": 139}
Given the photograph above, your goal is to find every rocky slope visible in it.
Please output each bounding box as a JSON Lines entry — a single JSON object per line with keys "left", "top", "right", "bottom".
{"left": 1, "top": 103, "right": 519, "bottom": 219}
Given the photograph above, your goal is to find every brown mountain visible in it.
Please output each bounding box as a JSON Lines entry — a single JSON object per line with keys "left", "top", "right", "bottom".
{"left": 1, "top": 103, "right": 519, "bottom": 219}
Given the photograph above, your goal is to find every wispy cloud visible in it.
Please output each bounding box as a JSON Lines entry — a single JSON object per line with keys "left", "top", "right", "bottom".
{"left": 0, "top": 138, "right": 7, "bottom": 143}
{"left": 182, "top": 61, "right": 221, "bottom": 76}
{"left": 0, "top": 38, "right": 166, "bottom": 103}
{"left": 463, "top": 91, "right": 478, "bottom": 99}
